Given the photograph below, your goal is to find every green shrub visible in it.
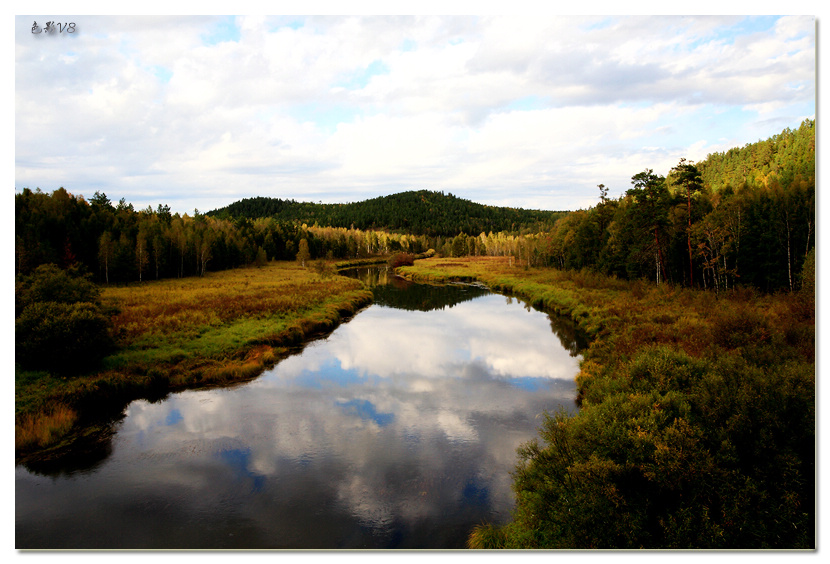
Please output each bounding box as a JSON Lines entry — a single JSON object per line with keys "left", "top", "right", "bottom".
{"left": 16, "top": 263, "right": 100, "bottom": 315}
{"left": 486, "top": 349, "right": 814, "bottom": 549}
{"left": 15, "top": 263, "right": 113, "bottom": 374}
{"left": 16, "top": 301, "right": 114, "bottom": 373}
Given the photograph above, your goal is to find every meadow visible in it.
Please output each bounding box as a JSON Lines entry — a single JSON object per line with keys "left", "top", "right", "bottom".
{"left": 15, "top": 261, "right": 372, "bottom": 459}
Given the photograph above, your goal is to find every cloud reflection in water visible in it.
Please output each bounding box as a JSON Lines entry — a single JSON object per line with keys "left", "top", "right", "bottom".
{"left": 16, "top": 289, "right": 583, "bottom": 549}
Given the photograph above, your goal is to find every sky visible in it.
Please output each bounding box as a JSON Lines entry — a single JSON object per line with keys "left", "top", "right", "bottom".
{"left": 14, "top": 7, "right": 817, "bottom": 215}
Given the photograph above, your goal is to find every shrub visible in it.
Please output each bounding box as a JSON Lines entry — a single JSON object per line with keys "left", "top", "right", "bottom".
{"left": 16, "top": 301, "right": 114, "bottom": 373}
{"left": 310, "top": 260, "right": 337, "bottom": 279}
{"left": 254, "top": 246, "right": 268, "bottom": 267}
{"left": 388, "top": 252, "right": 415, "bottom": 268}
{"left": 16, "top": 263, "right": 100, "bottom": 315}
{"left": 486, "top": 349, "right": 814, "bottom": 549}
{"left": 15, "top": 263, "right": 113, "bottom": 374}
{"left": 710, "top": 306, "right": 770, "bottom": 351}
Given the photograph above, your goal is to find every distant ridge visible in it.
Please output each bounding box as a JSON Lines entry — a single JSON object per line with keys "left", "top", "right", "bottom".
{"left": 206, "top": 189, "right": 568, "bottom": 237}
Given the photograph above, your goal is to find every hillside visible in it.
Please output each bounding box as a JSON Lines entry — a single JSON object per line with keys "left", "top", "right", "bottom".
{"left": 698, "top": 118, "right": 814, "bottom": 192}
{"left": 206, "top": 190, "right": 567, "bottom": 237}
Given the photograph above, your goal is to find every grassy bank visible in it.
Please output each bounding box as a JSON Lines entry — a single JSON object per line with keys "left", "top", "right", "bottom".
{"left": 398, "top": 256, "right": 815, "bottom": 548}
{"left": 15, "top": 261, "right": 372, "bottom": 461}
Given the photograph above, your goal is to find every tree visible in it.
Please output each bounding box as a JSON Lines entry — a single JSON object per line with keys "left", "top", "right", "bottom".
{"left": 194, "top": 227, "right": 214, "bottom": 276}
{"left": 296, "top": 238, "right": 311, "bottom": 267}
{"left": 627, "top": 170, "right": 670, "bottom": 284}
{"left": 135, "top": 227, "right": 149, "bottom": 282}
{"left": 692, "top": 211, "right": 732, "bottom": 294}
{"left": 254, "top": 246, "right": 268, "bottom": 267}
{"left": 151, "top": 233, "right": 164, "bottom": 279}
{"left": 90, "top": 191, "right": 113, "bottom": 209}
{"left": 799, "top": 248, "right": 815, "bottom": 319}
{"left": 170, "top": 218, "right": 188, "bottom": 278}
{"left": 670, "top": 159, "right": 703, "bottom": 287}
{"left": 98, "top": 231, "right": 114, "bottom": 284}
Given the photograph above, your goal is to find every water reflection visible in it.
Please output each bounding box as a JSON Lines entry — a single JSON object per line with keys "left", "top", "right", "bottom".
{"left": 341, "top": 265, "right": 490, "bottom": 311}
{"left": 16, "top": 267, "right": 586, "bottom": 549}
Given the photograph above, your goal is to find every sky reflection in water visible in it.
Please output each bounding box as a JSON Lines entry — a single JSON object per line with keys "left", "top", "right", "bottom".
{"left": 16, "top": 282, "right": 583, "bottom": 549}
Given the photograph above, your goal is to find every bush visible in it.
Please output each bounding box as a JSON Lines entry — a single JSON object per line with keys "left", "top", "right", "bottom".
{"left": 388, "top": 252, "right": 415, "bottom": 268}
{"left": 481, "top": 347, "right": 814, "bottom": 549}
{"left": 16, "top": 301, "right": 114, "bottom": 373}
{"left": 15, "top": 264, "right": 113, "bottom": 374}
{"left": 310, "top": 260, "right": 337, "bottom": 279}
{"left": 253, "top": 246, "right": 268, "bottom": 267}
{"left": 710, "top": 306, "right": 770, "bottom": 351}
{"left": 16, "top": 263, "right": 100, "bottom": 315}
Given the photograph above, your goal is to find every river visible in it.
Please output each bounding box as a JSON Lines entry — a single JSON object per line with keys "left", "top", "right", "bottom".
{"left": 15, "top": 266, "right": 587, "bottom": 549}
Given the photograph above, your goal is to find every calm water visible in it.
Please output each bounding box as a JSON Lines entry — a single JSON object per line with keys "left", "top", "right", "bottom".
{"left": 15, "top": 267, "right": 586, "bottom": 549}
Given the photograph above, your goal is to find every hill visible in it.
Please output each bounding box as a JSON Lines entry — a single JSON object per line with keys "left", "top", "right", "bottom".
{"left": 206, "top": 190, "right": 567, "bottom": 237}
{"left": 698, "top": 118, "right": 814, "bottom": 192}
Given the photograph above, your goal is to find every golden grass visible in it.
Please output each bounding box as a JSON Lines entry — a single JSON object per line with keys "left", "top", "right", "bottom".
{"left": 15, "top": 405, "right": 77, "bottom": 450}
{"left": 103, "top": 263, "right": 362, "bottom": 337}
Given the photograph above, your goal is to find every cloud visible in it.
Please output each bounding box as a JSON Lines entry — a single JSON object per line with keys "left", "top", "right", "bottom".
{"left": 15, "top": 15, "right": 815, "bottom": 213}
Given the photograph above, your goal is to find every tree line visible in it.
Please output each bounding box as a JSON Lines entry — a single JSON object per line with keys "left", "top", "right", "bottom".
{"left": 16, "top": 119, "right": 814, "bottom": 295}
{"left": 14, "top": 187, "right": 557, "bottom": 286}
{"left": 439, "top": 119, "right": 816, "bottom": 294}
{"left": 15, "top": 189, "right": 436, "bottom": 284}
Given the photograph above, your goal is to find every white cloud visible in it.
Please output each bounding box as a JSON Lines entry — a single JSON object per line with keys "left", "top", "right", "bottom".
{"left": 15, "top": 15, "right": 816, "bottom": 213}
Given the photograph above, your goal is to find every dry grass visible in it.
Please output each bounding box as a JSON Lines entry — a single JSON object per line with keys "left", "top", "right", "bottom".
{"left": 15, "top": 405, "right": 77, "bottom": 450}
{"left": 97, "top": 262, "right": 371, "bottom": 366}
{"left": 103, "top": 263, "right": 362, "bottom": 339}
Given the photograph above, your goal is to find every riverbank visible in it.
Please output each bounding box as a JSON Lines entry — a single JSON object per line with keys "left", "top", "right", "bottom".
{"left": 397, "top": 256, "right": 815, "bottom": 548}
{"left": 397, "top": 255, "right": 814, "bottom": 369}
{"left": 15, "top": 261, "right": 373, "bottom": 463}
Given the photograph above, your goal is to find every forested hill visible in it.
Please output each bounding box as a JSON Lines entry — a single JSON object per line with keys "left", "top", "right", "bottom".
{"left": 698, "top": 118, "right": 814, "bottom": 192}
{"left": 206, "top": 190, "right": 567, "bottom": 237}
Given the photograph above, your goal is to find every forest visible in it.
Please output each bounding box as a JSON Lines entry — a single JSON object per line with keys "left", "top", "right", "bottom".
{"left": 15, "top": 120, "right": 814, "bottom": 295}
{"left": 206, "top": 189, "right": 566, "bottom": 236}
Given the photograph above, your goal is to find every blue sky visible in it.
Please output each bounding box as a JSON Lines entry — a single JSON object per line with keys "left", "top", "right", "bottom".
{"left": 14, "top": 8, "right": 817, "bottom": 214}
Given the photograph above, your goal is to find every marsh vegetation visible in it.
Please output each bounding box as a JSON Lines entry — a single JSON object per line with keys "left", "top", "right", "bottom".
{"left": 16, "top": 266, "right": 586, "bottom": 549}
